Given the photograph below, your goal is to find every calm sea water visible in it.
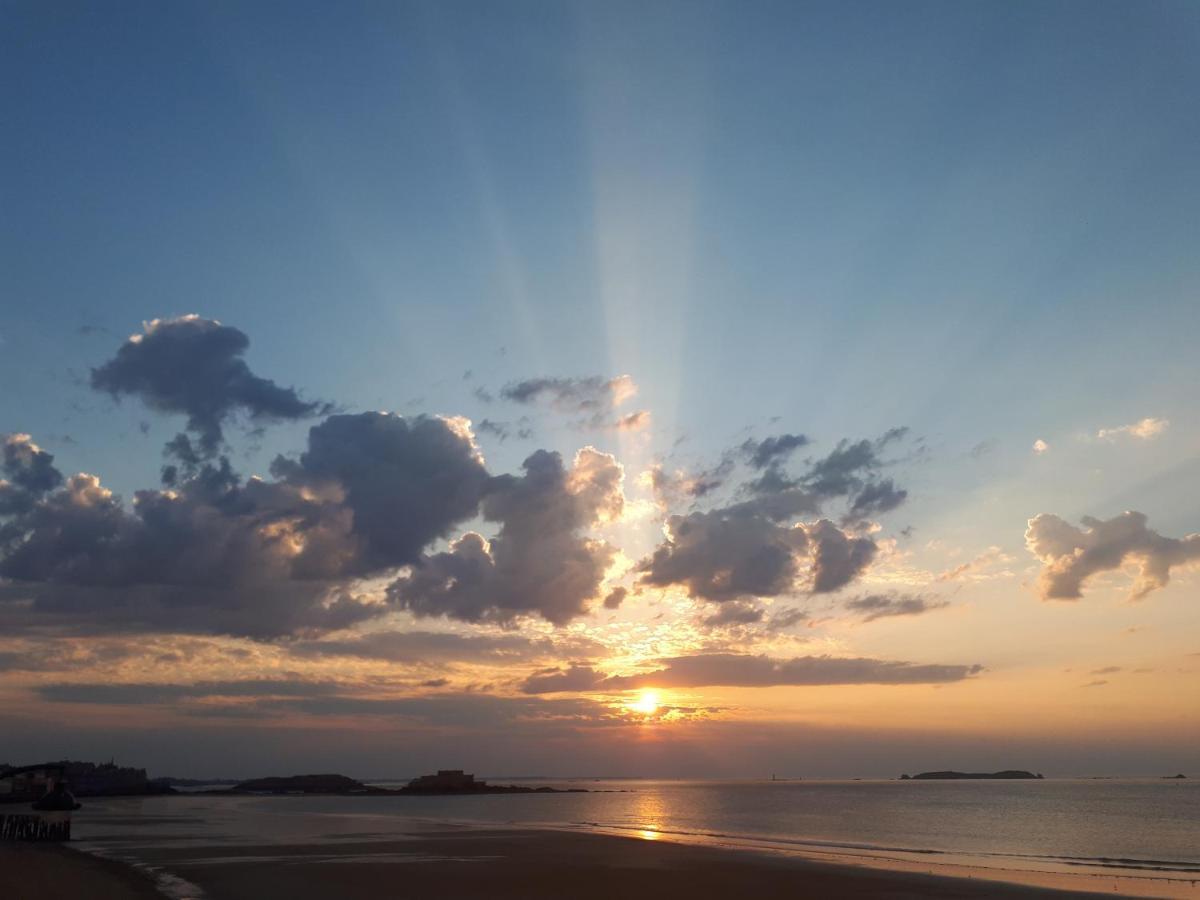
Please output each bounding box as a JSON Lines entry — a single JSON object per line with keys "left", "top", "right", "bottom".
{"left": 72, "top": 779, "right": 1200, "bottom": 894}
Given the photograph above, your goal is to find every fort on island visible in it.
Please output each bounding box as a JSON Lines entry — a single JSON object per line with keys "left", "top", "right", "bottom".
{"left": 406, "top": 770, "right": 482, "bottom": 792}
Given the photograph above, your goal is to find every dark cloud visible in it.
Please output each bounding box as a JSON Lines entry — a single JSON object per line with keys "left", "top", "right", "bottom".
{"left": 276, "top": 413, "right": 491, "bottom": 573}
{"left": 389, "top": 448, "right": 622, "bottom": 625}
{"left": 806, "top": 519, "right": 877, "bottom": 593}
{"left": 845, "top": 592, "right": 949, "bottom": 622}
{"left": 1089, "top": 666, "right": 1122, "bottom": 675}
{"left": 0, "top": 413, "right": 492, "bottom": 638}
{"left": 499, "top": 375, "right": 636, "bottom": 413}
{"left": 846, "top": 478, "right": 908, "bottom": 522}
{"left": 476, "top": 418, "right": 534, "bottom": 443}
{"left": 1025, "top": 511, "right": 1200, "bottom": 601}
{"left": 0, "top": 434, "right": 64, "bottom": 515}
{"left": 702, "top": 600, "right": 763, "bottom": 627}
{"left": 521, "top": 653, "right": 983, "bottom": 693}
{"left": 801, "top": 429, "right": 907, "bottom": 500}
{"left": 91, "top": 316, "right": 327, "bottom": 456}
{"left": 638, "top": 505, "right": 809, "bottom": 601}
{"left": 637, "top": 430, "right": 910, "bottom": 606}
{"left": 520, "top": 665, "right": 607, "bottom": 694}
{"left": 639, "top": 510, "right": 874, "bottom": 601}
{"left": 741, "top": 434, "right": 809, "bottom": 470}
{"left": 603, "top": 586, "right": 628, "bottom": 610}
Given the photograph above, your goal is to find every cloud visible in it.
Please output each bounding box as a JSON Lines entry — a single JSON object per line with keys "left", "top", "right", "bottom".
{"left": 91, "top": 316, "right": 327, "bottom": 456}
{"left": 638, "top": 505, "right": 809, "bottom": 601}
{"left": 845, "top": 592, "right": 949, "bottom": 622}
{"left": 37, "top": 679, "right": 340, "bottom": 705}
{"left": 0, "top": 413, "right": 492, "bottom": 638}
{"left": 611, "top": 410, "right": 650, "bottom": 432}
{"left": 290, "top": 630, "right": 603, "bottom": 665}
{"left": 1025, "top": 511, "right": 1200, "bottom": 601}
{"left": 936, "top": 546, "right": 1013, "bottom": 583}
{"left": 389, "top": 448, "right": 622, "bottom": 624}
{"left": 845, "top": 478, "right": 907, "bottom": 522}
{"left": 1033, "top": 439, "right": 1049, "bottom": 454}
{"left": 275, "top": 412, "right": 491, "bottom": 573}
{"left": 767, "top": 606, "right": 808, "bottom": 630}
{"left": 644, "top": 461, "right": 733, "bottom": 508}
{"left": 603, "top": 586, "right": 628, "bottom": 610}
{"left": 1089, "top": 666, "right": 1122, "bottom": 675}
{"left": 741, "top": 434, "right": 809, "bottom": 469}
{"left": 475, "top": 418, "right": 534, "bottom": 442}
{"left": 637, "top": 430, "right": 911, "bottom": 605}
{"left": 521, "top": 653, "right": 983, "bottom": 693}
{"left": 0, "top": 434, "right": 64, "bottom": 515}
{"left": 1096, "top": 417, "right": 1169, "bottom": 441}
{"left": 500, "top": 375, "right": 637, "bottom": 413}
{"left": 702, "top": 600, "right": 763, "bottom": 627}
{"left": 520, "top": 665, "right": 607, "bottom": 694}
{"left": 807, "top": 519, "right": 878, "bottom": 593}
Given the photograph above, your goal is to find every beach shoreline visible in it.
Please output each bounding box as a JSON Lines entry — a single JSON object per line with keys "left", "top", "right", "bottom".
{"left": 6, "top": 826, "right": 1196, "bottom": 899}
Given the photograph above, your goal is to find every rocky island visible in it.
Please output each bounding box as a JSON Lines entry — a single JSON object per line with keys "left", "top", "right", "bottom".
{"left": 900, "top": 770, "right": 1043, "bottom": 780}
{"left": 215, "top": 770, "right": 586, "bottom": 796}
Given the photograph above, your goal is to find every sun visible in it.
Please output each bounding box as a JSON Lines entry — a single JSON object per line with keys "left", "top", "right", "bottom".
{"left": 630, "top": 690, "right": 660, "bottom": 715}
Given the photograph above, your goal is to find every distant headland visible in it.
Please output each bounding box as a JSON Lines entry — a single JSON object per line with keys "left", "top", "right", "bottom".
{"left": 900, "top": 770, "right": 1043, "bottom": 780}
{"left": 218, "top": 770, "right": 587, "bottom": 796}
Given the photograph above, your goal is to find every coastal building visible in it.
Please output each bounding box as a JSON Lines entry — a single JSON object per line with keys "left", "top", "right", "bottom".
{"left": 0, "top": 763, "right": 64, "bottom": 801}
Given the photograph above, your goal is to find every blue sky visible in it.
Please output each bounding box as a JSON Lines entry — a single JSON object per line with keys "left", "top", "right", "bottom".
{"left": 2, "top": 1, "right": 1198, "bottom": 774}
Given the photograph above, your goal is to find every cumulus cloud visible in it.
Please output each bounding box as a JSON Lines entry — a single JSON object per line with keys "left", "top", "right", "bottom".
{"left": 638, "top": 505, "right": 810, "bottom": 601}
{"left": 275, "top": 412, "right": 491, "bottom": 573}
{"left": 845, "top": 592, "right": 949, "bottom": 622}
{"left": 806, "top": 519, "right": 878, "bottom": 593}
{"left": 637, "top": 430, "right": 910, "bottom": 606}
{"left": 0, "top": 413, "right": 493, "bottom": 637}
{"left": 1033, "top": 439, "right": 1049, "bottom": 455}
{"left": 1025, "top": 511, "right": 1200, "bottom": 601}
{"left": 389, "top": 448, "right": 623, "bottom": 624}
{"left": 0, "top": 435, "right": 64, "bottom": 515}
{"left": 1096, "top": 417, "right": 1169, "bottom": 441}
{"left": 520, "top": 652, "right": 983, "bottom": 693}
{"left": 91, "top": 316, "right": 327, "bottom": 457}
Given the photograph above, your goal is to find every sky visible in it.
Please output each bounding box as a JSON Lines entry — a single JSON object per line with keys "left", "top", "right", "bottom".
{"left": 1, "top": 0, "right": 1198, "bottom": 779}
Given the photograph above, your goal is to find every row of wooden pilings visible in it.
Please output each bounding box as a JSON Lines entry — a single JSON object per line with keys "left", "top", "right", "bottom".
{"left": 0, "top": 812, "right": 72, "bottom": 841}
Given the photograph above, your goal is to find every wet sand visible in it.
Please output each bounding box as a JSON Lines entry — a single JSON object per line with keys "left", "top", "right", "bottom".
{"left": 0, "top": 842, "right": 161, "bottom": 899}
{"left": 5, "top": 828, "right": 1173, "bottom": 899}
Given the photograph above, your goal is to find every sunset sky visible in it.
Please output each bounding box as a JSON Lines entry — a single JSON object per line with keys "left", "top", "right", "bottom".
{"left": 2, "top": 1, "right": 1198, "bottom": 778}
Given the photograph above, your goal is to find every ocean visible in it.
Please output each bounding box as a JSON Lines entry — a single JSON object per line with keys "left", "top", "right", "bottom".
{"left": 72, "top": 778, "right": 1200, "bottom": 896}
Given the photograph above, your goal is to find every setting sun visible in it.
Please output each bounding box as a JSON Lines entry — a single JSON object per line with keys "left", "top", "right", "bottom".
{"left": 630, "top": 690, "right": 661, "bottom": 715}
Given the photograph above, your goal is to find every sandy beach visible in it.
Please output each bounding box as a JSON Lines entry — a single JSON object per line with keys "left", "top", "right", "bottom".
{"left": 2, "top": 828, "right": 1172, "bottom": 900}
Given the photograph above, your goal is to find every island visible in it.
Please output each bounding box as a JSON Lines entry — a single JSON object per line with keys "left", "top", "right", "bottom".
{"left": 216, "top": 770, "right": 587, "bottom": 796}
{"left": 900, "top": 770, "right": 1043, "bottom": 780}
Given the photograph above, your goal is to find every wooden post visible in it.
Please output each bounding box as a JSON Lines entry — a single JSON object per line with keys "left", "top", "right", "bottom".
{"left": 0, "top": 812, "right": 72, "bottom": 841}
